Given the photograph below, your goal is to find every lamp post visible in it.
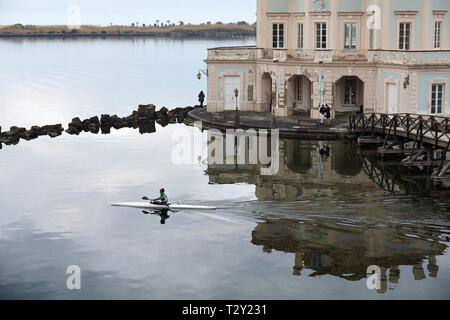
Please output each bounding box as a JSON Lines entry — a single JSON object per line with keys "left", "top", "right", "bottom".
{"left": 234, "top": 88, "right": 240, "bottom": 128}
{"left": 234, "top": 88, "right": 239, "bottom": 111}
{"left": 197, "top": 69, "right": 208, "bottom": 80}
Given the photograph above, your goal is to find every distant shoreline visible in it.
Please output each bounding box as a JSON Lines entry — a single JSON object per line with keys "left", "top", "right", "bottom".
{"left": 0, "top": 23, "right": 256, "bottom": 39}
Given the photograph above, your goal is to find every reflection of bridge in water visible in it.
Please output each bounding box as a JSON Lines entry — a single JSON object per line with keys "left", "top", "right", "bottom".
{"left": 205, "top": 133, "right": 437, "bottom": 200}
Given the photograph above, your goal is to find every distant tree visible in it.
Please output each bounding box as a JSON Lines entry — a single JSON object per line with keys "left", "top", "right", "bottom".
{"left": 155, "top": 20, "right": 160, "bottom": 26}
{"left": 237, "top": 21, "right": 249, "bottom": 25}
{"left": 179, "top": 21, "right": 184, "bottom": 25}
{"left": 166, "top": 20, "right": 171, "bottom": 26}
{"left": 206, "top": 21, "right": 211, "bottom": 25}
{"left": 131, "top": 23, "right": 135, "bottom": 27}
{"left": 142, "top": 23, "right": 145, "bottom": 27}
{"left": 216, "top": 21, "right": 223, "bottom": 25}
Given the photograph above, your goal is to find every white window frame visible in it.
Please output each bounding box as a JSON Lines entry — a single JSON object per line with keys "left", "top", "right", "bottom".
{"left": 315, "top": 22, "right": 327, "bottom": 49}
{"left": 428, "top": 78, "right": 448, "bottom": 115}
{"left": 398, "top": 22, "right": 411, "bottom": 50}
{"left": 434, "top": 19, "right": 443, "bottom": 49}
{"left": 431, "top": 84, "right": 444, "bottom": 114}
{"left": 272, "top": 23, "right": 285, "bottom": 48}
{"left": 344, "top": 23, "right": 357, "bottom": 49}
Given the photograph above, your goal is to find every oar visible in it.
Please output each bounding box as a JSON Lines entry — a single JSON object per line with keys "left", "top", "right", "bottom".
{"left": 142, "top": 196, "right": 150, "bottom": 201}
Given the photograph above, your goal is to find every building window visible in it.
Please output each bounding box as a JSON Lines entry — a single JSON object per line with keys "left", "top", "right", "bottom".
{"left": 398, "top": 22, "right": 411, "bottom": 50}
{"left": 298, "top": 23, "right": 304, "bottom": 49}
{"left": 296, "top": 77, "right": 302, "bottom": 102}
{"left": 434, "top": 21, "right": 442, "bottom": 49}
{"left": 272, "top": 24, "right": 284, "bottom": 48}
{"left": 344, "top": 23, "right": 357, "bottom": 49}
{"left": 431, "top": 84, "right": 444, "bottom": 114}
{"left": 316, "top": 23, "right": 327, "bottom": 49}
{"left": 344, "top": 79, "right": 357, "bottom": 105}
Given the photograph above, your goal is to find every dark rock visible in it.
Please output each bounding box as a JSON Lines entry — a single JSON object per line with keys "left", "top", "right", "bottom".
{"left": 69, "top": 117, "right": 82, "bottom": 129}
{"left": 159, "top": 107, "right": 168, "bottom": 115}
{"left": 100, "top": 114, "right": 111, "bottom": 124}
{"left": 156, "top": 118, "right": 169, "bottom": 127}
{"left": 89, "top": 116, "right": 100, "bottom": 125}
{"left": 87, "top": 123, "right": 99, "bottom": 134}
{"left": 100, "top": 125, "right": 111, "bottom": 134}
{"left": 137, "top": 104, "right": 156, "bottom": 119}
{"left": 138, "top": 122, "right": 156, "bottom": 134}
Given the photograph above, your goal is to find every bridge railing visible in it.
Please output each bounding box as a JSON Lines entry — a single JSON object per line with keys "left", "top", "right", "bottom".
{"left": 350, "top": 113, "right": 450, "bottom": 146}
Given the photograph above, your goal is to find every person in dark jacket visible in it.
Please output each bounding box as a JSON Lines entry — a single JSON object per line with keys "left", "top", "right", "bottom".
{"left": 319, "top": 104, "right": 326, "bottom": 125}
{"left": 324, "top": 104, "right": 332, "bottom": 125}
{"left": 198, "top": 90, "right": 205, "bottom": 107}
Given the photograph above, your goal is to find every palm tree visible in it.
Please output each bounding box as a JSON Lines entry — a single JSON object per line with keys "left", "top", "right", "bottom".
{"left": 166, "top": 20, "right": 171, "bottom": 26}
{"left": 155, "top": 20, "right": 160, "bottom": 27}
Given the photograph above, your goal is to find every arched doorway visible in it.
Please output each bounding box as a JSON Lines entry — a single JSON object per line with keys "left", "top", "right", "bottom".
{"left": 286, "top": 75, "right": 312, "bottom": 112}
{"left": 334, "top": 76, "right": 364, "bottom": 112}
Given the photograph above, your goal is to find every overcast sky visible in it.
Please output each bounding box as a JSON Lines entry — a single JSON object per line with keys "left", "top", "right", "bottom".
{"left": 0, "top": 0, "right": 257, "bottom": 26}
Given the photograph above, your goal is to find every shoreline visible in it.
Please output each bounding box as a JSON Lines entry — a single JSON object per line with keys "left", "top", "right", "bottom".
{"left": 0, "top": 33, "right": 255, "bottom": 39}
{"left": 0, "top": 24, "right": 256, "bottom": 39}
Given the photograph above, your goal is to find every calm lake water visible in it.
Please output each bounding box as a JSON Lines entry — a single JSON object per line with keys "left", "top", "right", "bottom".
{"left": 0, "top": 38, "right": 449, "bottom": 300}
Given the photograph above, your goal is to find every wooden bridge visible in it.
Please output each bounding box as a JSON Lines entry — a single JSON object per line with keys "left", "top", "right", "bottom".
{"left": 349, "top": 113, "right": 450, "bottom": 186}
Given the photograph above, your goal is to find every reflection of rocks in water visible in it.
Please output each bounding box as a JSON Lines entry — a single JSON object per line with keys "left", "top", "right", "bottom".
{"left": 0, "top": 124, "right": 64, "bottom": 147}
{"left": 0, "top": 104, "right": 202, "bottom": 150}
{"left": 251, "top": 219, "right": 447, "bottom": 291}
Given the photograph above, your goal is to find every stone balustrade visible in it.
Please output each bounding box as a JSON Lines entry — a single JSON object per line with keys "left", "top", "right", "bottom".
{"left": 207, "top": 46, "right": 450, "bottom": 66}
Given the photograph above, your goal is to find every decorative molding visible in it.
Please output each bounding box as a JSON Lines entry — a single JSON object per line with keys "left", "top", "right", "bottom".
{"left": 310, "top": 11, "right": 331, "bottom": 17}
{"left": 433, "top": 11, "right": 447, "bottom": 19}
{"left": 267, "top": 13, "right": 290, "bottom": 18}
{"left": 338, "top": 12, "right": 364, "bottom": 16}
{"left": 394, "top": 11, "right": 418, "bottom": 19}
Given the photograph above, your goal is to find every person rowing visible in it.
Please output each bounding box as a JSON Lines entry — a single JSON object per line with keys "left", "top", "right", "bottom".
{"left": 147, "top": 188, "right": 168, "bottom": 205}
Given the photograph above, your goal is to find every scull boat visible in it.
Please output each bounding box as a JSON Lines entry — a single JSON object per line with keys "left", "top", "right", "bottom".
{"left": 111, "top": 202, "right": 216, "bottom": 211}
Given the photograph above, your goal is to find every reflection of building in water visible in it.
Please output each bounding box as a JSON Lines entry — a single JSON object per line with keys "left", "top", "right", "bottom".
{"left": 252, "top": 219, "right": 446, "bottom": 294}
{"left": 206, "top": 132, "right": 386, "bottom": 200}
{"left": 206, "top": 131, "right": 436, "bottom": 199}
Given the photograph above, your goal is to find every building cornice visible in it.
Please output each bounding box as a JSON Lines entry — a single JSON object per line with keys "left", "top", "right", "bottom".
{"left": 394, "top": 11, "right": 419, "bottom": 18}
{"left": 266, "top": 13, "right": 290, "bottom": 18}
{"left": 338, "top": 12, "right": 364, "bottom": 17}
{"left": 309, "top": 11, "right": 331, "bottom": 17}
{"left": 433, "top": 10, "right": 448, "bottom": 18}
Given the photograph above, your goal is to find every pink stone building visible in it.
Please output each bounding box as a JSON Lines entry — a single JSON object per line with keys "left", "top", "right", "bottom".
{"left": 205, "top": 0, "right": 450, "bottom": 119}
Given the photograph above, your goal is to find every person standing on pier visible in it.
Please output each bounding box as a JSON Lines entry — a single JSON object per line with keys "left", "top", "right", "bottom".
{"left": 324, "top": 104, "right": 332, "bottom": 126}
{"left": 319, "top": 104, "right": 326, "bottom": 125}
{"left": 198, "top": 90, "right": 205, "bottom": 107}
